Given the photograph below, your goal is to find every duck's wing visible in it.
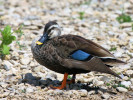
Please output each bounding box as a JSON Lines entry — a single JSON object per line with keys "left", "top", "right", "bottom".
{"left": 55, "top": 35, "right": 126, "bottom": 66}
{"left": 61, "top": 57, "right": 121, "bottom": 78}
{"left": 52, "top": 35, "right": 125, "bottom": 78}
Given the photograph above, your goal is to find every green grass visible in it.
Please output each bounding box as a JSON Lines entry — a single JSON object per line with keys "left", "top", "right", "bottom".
{"left": 67, "top": 75, "right": 72, "bottom": 79}
{"left": 15, "top": 24, "right": 24, "bottom": 38}
{"left": 14, "top": 24, "right": 25, "bottom": 50}
{"left": 106, "top": 83, "right": 110, "bottom": 86}
{"left": 78, "top": 12, "right": 85, "bottom": 20}
{"left": 116, "top": 13, "right": 133, "bottom": 31}
{"left": 21, "top": 89, "right": 26, "bottom": 93}
{"left": 116, "top": 13, "right": 132, "bottom": 23}
{"left": 109, "top": 47, "right": 117, "bottom": 51}
{"left": 0, "top": 24, "right": 25, "bottom": 59}
{"left": 16, "top": 41, "right": 25, "bottom": 50}
{"left": 132, "top": 24, "right": 133, "bottom": 31}
{"left": 113, "top": 83, "right": 128, "bottom": 89}
{"left": 0, "top": 25, "right": 16, "bottom": 58}
{"left": 83, "top": 0, "right": 92, "bottom": 5}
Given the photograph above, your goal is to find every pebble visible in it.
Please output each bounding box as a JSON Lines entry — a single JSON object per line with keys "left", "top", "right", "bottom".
{"left": 62, "top": 8, "right": 71, "bottom": 16}
{"left": 130, "top": 78, "right": 133, "bottom": 84}
{"left": 101, "top": 93, "right": 110, "bottom": 99}
{"left": 120, "top": 23, "right": 132, "bottom": 28}
{"left": 10, "top": 60, "right": 19, "bottom": 66}
{"left": 0, "top": 92, "right": 9, "bottom": 98}
{"left": 78, "top": 89, "right": 88, "bottom": 97}
{"left": 100, "top": 76, "right": 110, "bottom": 82}
{"left": 45, "top": 73, "right": 57, "bottom": 80}
{"left": 2, "top": 61, "right": 13, "bottom": 71}
{"left": 23, "top": 21, "right": 31, "bottom": 26}
{"left": 20, "top": 65, "right": 27, "bottom": 69}
{"left": 114, "top": 52, "right": 122, "bottom": 57}
{"left": 100, "top": 22, "right": 107, "bottom": 28}
{"left": 116, "top": 87, "right": 128, "bottom": 92}
{"left": 26, "top": 87, "right": 34, "bottom": 93}
{"left": 125, "top": 70, "right": 133, "bottom": 75}
{"left": 20, "top": 57, "right": 30, "bottom": 65}
{"left": 121, "top": 81, "right": 131, "bottom": 88}
{"left": 0, "top": 82, "right": 8, "bottom": 88}
{"left": 92, "top": 79, "right": 104, "bottom": 86}
{"left": 88, "top": 91, "right": 95, "bottom": 95}
{"left": 119, "top": 65, "right": 130, "bottom": 70}
{"left": 24, "top": 15, "right": 40, "bottom": 20}
{"left": 76, "top": 75, "right": 85, "bottom": 83}
{"left": 123, "top": 76, "right": 129, "bottom": 80}
{"left": 54, "top": 90, "right": 63, "bottom": 95}
{"left": 47, "top": 90, "right": 54, "bottom": 94}
{"left": 34, "top": 66, "right": 42, "bottom": 73}
{"left": 108, "top": 31, "right": 115, "bottom": 36}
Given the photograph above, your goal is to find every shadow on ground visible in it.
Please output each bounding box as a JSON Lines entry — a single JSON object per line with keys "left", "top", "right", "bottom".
{"left": 19, "top": 73, "right": 117, "bottom": 95}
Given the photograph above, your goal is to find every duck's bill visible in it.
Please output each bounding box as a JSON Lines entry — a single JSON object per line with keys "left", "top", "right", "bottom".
{"left": 36, "top": 41, "right": 43, "bottom": 45}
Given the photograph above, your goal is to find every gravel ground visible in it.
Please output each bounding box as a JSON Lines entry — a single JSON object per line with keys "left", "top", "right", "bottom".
{"left": 0, "top": 0, "right": 133, "bottom": 99}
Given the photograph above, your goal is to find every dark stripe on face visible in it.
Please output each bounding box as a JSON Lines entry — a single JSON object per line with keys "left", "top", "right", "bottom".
{"left": 47, "top": 27, "right": 55, "bottom": 34}
{"left": 44, "top": 21, "right": 57, "bottom": 33}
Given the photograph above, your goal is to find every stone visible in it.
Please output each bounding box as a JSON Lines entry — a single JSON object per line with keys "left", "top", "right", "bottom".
{"left": 101, "top": 93, "right": 110, "bottom": 99}
{"left": 21, "top": 65, "right": 28, "bottom": 69}
{"left": 121, "top": 81, "right": 131, "bottom": 88}
{"left": 0, "top": 82, "right": 8, "bottom": 88}
{"left": 125, "top": 70, "right": 133, "bottom": 75}
{"left": 100, "top": 22, "right": 107, "bottom": 28}
{"left": 23, "top": 21, "right": 31, "bottom": 26}
{"left": 120, "top": 23, "right": 132, "bottom": 28}
{"left": 88, "top": 91, "right": 95, "bottom": 95}
{"left": 119, "top": 65, "right": 130, "bottom": 70}
{"left": 130, "top": 78, "right": 133, "bottom": 84}
{"left": 114, "top": 52, "right": 122, "bottom": 57}
{"left": 10, "top": 60, "right": 19, "bottom": 66}
{"left": 108, "top": 31, "right": 115, "bottom": 36}
{"left": 116, "top": 87, "right": 128, "bottom": 92}
{"left": 24, "top": 15, "right": 40, "bottom": 20}
{"left": 92, "top": 79, "right": 104, "bottom": 86}
{"left": 4, "top": 74, "right": 16, "bottom": 83}
{"left": 0, "top": 92, "right": 9, "bottom": 98}
{"left": 20, "top": 57, "right": 30, "bottom": 65}
{"left": 2, "top": 60, "right": 13, "bottom": 71}
{"left": 100, "top": 76, "right": 110, "bottom": 82}
{"left": 47, "top": 90, "right": 54, "bottom": 94}
{"left": 45, "top": 72, "right": 57, "bottom": 80}
{"left": 34, "top": 66, "right": 42, "bottom": 73}
{"left": 62, "top": 8, "right": 71, "bottom": 16}
{"left": 78, "top": 89, "right": 88, "bottom": 97}
{"left": 123, "top": 76, "right": 129, "bottom": 80}
{"left": 26, "top": 87, "right": 34, "bottom": 93}
{"left": 54, "top": 90, "right": 63, "bottom": 95}
{"left": 76, "top": 75, "right": 85, "bottom": 83}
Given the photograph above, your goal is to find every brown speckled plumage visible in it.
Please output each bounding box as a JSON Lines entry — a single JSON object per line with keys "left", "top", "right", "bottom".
{"left": 31, "top": 34, "right": 125, "bottom": 78}
{"left": 31, "top": 21, "right": 126, "bottom": 89}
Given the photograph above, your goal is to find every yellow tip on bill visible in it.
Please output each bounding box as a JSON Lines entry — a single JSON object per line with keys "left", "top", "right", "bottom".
{"left": 36, "top": 41, "right": 43, "bottom": 45}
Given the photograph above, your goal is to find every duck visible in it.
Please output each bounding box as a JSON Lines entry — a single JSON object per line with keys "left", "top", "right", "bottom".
{"left": 31, "top": 20, "right": 126, "bottom": 89}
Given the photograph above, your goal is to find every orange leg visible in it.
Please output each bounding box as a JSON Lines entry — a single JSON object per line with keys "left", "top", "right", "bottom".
{"left": 67, "top": 74, "right": 76, "bottom": 84}
{"left": 51, "top": 73, "right": 68, "bottom": 89}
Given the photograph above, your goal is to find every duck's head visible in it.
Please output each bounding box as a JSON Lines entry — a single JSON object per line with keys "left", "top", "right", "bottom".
{"left": 36, "top": 21, "right": 61, "bottom": 45}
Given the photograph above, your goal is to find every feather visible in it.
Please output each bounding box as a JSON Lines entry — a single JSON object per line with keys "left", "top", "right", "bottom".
{"left": 61, "top": 57, "right": 121, "bottom": 78}
{"left": 70, "top": 50, "right": 91, "bottom": 61}
{"left": 101, "top": 57, "right": 126, "bottom": 66}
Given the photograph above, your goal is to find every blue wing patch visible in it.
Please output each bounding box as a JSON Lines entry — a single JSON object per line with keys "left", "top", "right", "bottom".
{"left": 71, "top": 50, "right": 91, "bottom": 61}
